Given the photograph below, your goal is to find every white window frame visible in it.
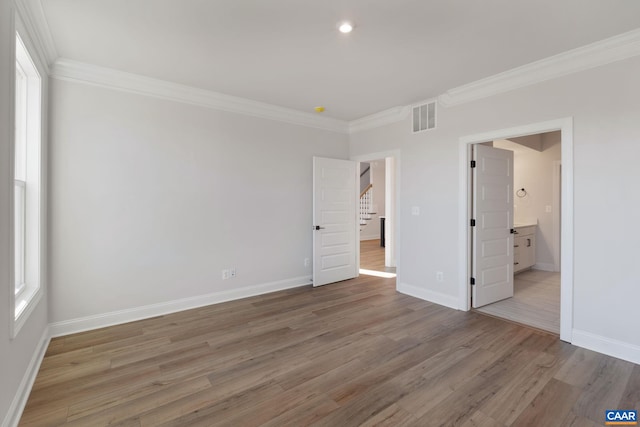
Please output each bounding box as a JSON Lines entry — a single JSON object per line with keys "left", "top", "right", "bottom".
{"left": 11, "top": 27, "right": 44, "bottom": 338}
{"left": 14, "top": 180, "right": 26, "bottom": 298}
{"left": 14, "top": 54, "right": 27, "bottom": 300}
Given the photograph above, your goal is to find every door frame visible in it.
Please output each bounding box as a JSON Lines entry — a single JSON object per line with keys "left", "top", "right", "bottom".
{"left": 458, "top": 118, "right": 573, "bottom": 342}
{"left": 552, "top": 160, "right": 562, "bottom": 272}
{"left": 351, "top": 150, "right": 401, "bottom": 277}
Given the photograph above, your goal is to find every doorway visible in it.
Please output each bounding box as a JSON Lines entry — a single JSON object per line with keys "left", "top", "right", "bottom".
{"left": 351, "top": 151, "right": 400, "bottom": 281}
{"left": 358, "top": 159, "right": 395, "bottom": 276}
{"left": 472, "top": 133, "right": 562, "bottom": 333}
{"left": 459, "top": 118, "right": 573, "bottom": 343}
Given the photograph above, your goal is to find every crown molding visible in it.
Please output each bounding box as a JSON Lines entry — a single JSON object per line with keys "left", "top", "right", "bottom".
{"left": 50, "top": 58, "right": 349, "bottom": 134}
{"left": 350, "top": 28, "right": 640, "bottom": 132}
{"left": 23, "top": 3, "right": 640, "bottom": 134}
{"left": 348, "top": 106, "right": 410, "bottom": 134}
{"left": 439, "top": 27, "right": 640, "bottom": 107}
{"left": 15, "top": 0, "right": 58, "bottom": 71}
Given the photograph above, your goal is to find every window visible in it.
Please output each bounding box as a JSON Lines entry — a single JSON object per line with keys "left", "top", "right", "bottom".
{"left": 12, "top": 31, "right": 43, "bottom": 333}
{"left": 14, "top": 51, "right": 27, "bottom": 299}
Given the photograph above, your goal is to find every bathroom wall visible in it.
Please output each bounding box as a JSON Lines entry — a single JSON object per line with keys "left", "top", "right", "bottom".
{"left": 494, "top": 131, "right": 561, "bottom": 271}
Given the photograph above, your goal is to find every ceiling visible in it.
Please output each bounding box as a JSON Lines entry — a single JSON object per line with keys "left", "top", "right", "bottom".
{"left": 40, "top": 0, "right": 640, "bottom": 121}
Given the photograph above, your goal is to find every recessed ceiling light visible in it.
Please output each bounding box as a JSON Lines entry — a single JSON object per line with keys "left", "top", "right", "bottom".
{"left": 338, "top": 21, "right": 354, "bottom": 34}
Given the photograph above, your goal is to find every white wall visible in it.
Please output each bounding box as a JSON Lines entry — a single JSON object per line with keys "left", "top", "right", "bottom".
{"left": 48, "top": 79, "right": 349, "bottom": 328}
{"left": 494, "top": 133, "right": 561, "bottom": 271}
{"left": 360, "top": 159, "right": 385, "bottom": 241}
{"left": 350, "top": 55, "right": 640, "bottom": 360}
{"left": 0, "top": 1, "right": 49, "bottom": 425}
{"left": 359, "top": 162, "right": 370, "bottom": 194}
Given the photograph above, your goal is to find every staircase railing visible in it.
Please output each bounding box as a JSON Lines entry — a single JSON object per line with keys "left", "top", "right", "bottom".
{"left": 360, "top": 184, "right": 374, "bottom": 226}
{"left": 360, "top": 165, "right": 371, "bottom": 194}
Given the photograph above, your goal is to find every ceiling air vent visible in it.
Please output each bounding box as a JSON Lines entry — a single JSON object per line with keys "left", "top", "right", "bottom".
{"left": 412, "top": 101, "right": 436, "bottom": 133}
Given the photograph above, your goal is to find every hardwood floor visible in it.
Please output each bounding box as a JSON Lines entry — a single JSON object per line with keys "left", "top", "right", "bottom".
{"left": 475, "top": 270, "right": 560, "bottom": 334}
{"left": 360, "top": 239, "right": 395, "bottom": 273}
{"left": 21, "top": 276, "right": 638, "bottom": 426}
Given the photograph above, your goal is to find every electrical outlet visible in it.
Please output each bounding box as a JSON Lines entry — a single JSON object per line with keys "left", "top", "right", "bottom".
{"left": 545, "top": 205, "right": 552, "bottom": 213}
{"left": 230, "top": 268, "right": 236, "bottom": 278}
{"left": 304, "top": 258, "right": 310, "bottom": 267}
{"left": 222, "top": 269, "right": 230, "bottom": 280}
{"left": 411, "top": 206, "right": 420, "bottom": 216}
{"left": 436, "top": 271, "right": 444, "bottom": 282}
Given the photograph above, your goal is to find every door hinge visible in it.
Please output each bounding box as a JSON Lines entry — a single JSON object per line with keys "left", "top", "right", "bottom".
{"left": 470, "top": 219, "right": 476, "bottom": 227}
{"left": 470, "top": 160, "right": 476, "bottom": 168}
{"left": 470, "top": 277, "right": 476, "bottom": 285}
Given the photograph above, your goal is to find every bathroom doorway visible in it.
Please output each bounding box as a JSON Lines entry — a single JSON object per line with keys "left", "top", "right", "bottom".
{"left": 460, "top": 118, "right": 573, "bottom": 342}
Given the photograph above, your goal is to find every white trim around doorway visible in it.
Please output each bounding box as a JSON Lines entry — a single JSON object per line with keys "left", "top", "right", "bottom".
{"left": 458, "top": 118, "right": 573, "bottom": 343}
{"left": 552, "top": 160, "right": 562, "bottom": 273}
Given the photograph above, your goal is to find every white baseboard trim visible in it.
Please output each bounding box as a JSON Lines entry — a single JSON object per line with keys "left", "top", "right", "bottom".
{"left": 2, "top": 327, "right": 50, "bottom": 427}
{"left": 397, "top": 282, "right": 460, "bottom": 310}
{"left": 360, "top": 235, "right": 379, "bottom": 241}
{"left": 49, "top": 276, "right": 312, "bottom": 337}
{"left": 533, "top": 263, "right": 557, "bottom": 272}
{"left": 572, "top": 329, "right": 640, "bottom": 365}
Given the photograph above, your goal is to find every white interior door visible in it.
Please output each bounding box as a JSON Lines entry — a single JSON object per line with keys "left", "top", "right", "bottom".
{"left": 313, "top": 157, "right": 358, "bottom": 287}
{"left": 472, "top": 145, "right": 514, "bottom": 307}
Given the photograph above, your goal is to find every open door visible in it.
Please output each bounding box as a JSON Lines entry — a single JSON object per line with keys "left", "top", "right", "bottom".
{"left": 313, "top": 157, "right": 358, "bottom": 287}
{"left": 472, "top": 145, "right": 514, "bottom": 307}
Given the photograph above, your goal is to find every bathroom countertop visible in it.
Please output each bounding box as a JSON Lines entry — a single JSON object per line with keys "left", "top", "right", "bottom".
{"left": 514, "top": 222, "right": 537, "bottom": 228}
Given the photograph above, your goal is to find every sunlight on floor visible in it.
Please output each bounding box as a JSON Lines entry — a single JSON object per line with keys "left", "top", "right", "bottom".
{"left": 359, "top": 268, "right": 397, "bottom": 278}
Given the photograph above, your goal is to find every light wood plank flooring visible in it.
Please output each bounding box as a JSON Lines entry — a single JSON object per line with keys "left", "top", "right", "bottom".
{"left": 475, "top": 270, "right": 560, "bottom": 334}
{"left": 21, "top": 275, "right": 638, "bottom": 426}
{"left": 360, "top": 239, "right": 395, "bottom": 274}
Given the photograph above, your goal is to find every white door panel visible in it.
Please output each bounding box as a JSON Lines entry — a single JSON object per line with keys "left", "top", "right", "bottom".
{"left": 472, "top": 145, "right": 514, "bottom": 308}
{"left": 313, "top": 157, "right": 358, "bottom": 287}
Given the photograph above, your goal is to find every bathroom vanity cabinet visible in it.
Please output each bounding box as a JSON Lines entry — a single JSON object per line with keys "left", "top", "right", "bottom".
{"left": 514, "top": 224, "right": 536, "bottom": 273}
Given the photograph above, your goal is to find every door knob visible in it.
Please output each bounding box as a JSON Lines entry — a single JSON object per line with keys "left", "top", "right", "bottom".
{"left": 314, "top": 225, "right": 325, "bottom": 230}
